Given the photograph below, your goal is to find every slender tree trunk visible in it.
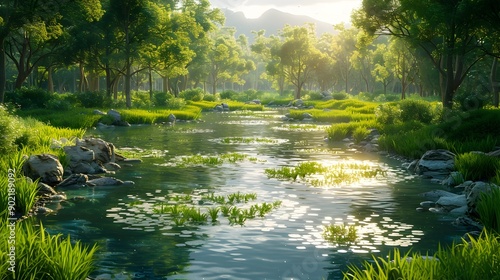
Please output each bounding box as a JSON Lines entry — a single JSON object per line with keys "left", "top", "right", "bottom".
{"left": 47, "top": 65, "right": 54, "bottom": 93}
{"left": 0, "top": 36, "right": 7, "bottom": 103}
{"left": 148, "top": 68, "right": 153, "bottom": 100}
{"left": 491, "top": 57, "right": 499, "bottom": 108}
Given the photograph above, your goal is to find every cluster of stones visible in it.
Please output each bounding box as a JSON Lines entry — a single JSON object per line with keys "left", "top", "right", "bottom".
{"left": 403, "top": 149, "right": 500, "bottom": 233}
{"left": 22, "top": 137, "right": 139, "bottom": 215}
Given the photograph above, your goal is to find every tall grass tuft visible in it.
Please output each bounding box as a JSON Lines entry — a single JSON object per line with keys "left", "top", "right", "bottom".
{"left": 345, "top": 230, "right": 500, "bottom": 280}
{"left": 1, "top": 221, "right": 98, "bottom": 280}
{"left": 455, "top": 152, "right": 500, "bottom": 182}
{"left": 476, "top": 187, "right": 500, "bottom": 233}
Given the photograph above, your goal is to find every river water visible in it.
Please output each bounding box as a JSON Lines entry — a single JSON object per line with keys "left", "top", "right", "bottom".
{"left": 37, "top": 110, "right": 467, "bottom": 279}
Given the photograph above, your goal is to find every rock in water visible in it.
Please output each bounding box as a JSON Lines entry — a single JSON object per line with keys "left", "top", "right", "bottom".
{"left": 23, "top": 154, "right": 63, "bottom": 186}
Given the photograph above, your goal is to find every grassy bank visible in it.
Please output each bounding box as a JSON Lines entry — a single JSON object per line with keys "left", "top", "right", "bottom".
{"left": 0, "top": 106, "right": 97, "bottom": 279}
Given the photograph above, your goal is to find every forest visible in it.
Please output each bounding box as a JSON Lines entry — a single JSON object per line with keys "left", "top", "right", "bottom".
{"left": 2, "top": 0, "right": 500, "bottom": 279}
{"left": 1, "top": 0, "right": 499, "bottom": 110}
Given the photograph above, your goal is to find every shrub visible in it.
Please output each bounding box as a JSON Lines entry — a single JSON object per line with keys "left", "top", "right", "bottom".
{"left": 153, "top": 91, "right": 172, "bottom": 107}
{"left": 179, "top": 88, "right": 204, "bottom": 101}
{"left": 454, "top": 152, "right": 500, "bottom": 182}
{"left": 331, "top": 91, "right": 350, "bottom": 100}
{"left": 220, "top": 90, "right": 238, "bottom": 100}
{"left": 375, "top": 103, "right": 401, "bottom": 125}
{"left": 6, "top": 87, "right": 55, "bottom": 109}
{"left": 352, "top": 126, "right": 370, "bottom": 144}
{"left": 203, "top": 93, "right": 219, "bottom": 102}
{"left": 306, "top": 91, "right": 324, "bottom": 101}
{"left": 0, "top": 106, "right": 17, "bottom": 153}
{"left": 166, "top": 98, "right": 186, "bottom": 109}
{"left": 75, "top": 91, "right": 109, "bottom": 108}
{"left": 399, "top": 99, "right": 434, "bottom": 124}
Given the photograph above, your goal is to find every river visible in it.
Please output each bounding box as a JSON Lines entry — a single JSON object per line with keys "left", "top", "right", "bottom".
{"left": 37, "top": 110, "right": 468, "bottom": 279}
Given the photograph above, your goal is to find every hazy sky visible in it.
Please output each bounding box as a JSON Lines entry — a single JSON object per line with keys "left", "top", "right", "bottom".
{"left": 210, "top": 0, "right": 362, "bottom": 24}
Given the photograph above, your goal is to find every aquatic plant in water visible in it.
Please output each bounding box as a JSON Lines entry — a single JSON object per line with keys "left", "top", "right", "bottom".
{"left": 172, "top": 152, "right": 254, "bottom": 167}
{"left": 322, "top": 224, "right": 357, "bottom": 244}
{"left": 147, "top": 191, "right": 281, "bottom": 227}
{"left": 265, "top": 161, "right": 386, "bottom": 187}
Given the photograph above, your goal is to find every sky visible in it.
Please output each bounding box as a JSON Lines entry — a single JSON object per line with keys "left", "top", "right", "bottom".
{"left": 210, "top": 0, "right": 363, "bottom": 25}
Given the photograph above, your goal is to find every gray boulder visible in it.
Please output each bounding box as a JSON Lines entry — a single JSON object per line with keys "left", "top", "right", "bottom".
{"left": 167, "top": 113, "right": 176, "bottom": 123}
{"left": 37, "top": 182, "right": 58, "bottom": 196}
{"left": 76, "top": 138, "right": 115, "bottom": 164}
{"left": 57, "top": 174, "right": 89, "bottom": 188}
{"left": 464, "top": 181, "right": 499, "bottom": 215}
{"left": 23, "top": 154, "right": 64, "bottom": 186}
{"left": 107, "top": 109, "right": 121, "bottom": 122}
{"left": 415, "top": 149, "right": 455, "bottom": 178}
{"left": 87, "top": 177, "right": 124, "bottom": 186}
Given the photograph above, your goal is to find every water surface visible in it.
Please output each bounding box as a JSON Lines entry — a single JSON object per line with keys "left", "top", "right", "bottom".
{"left": 38, "top": 110, "right": 467, "bottom": 279}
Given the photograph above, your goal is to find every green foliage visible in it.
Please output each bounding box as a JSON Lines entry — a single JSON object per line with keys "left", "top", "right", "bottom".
{"left": 440, "top": 109, "right": 500, "bottom": 142}
{"left": 375, "top": 103, "right": 401, "bottom": 125}
{"left": 455, "top": 152, "right": 500, "bottom": 182}
{"left": 0, "top": 221, "right": 98, "bottom": 280}
{"left": 179, "top": 88, "right": 204, "bottom": 101}
{"left": 203, "top": 93, "right": 219, "bottom": 102}
{"left": 17, "top": 109, "right": 102, "bottom": 129}
{"left": 220, "top": 90, "right": 238, "bottom": 100}
{"left": 119, "top": 107, "right": 201, "bottom": 124}
{"left": 331, "top": 91, "right": 350, "bottom": 100}
{"left": 398, "top": 99, "right": 435, "bottom": 124}
{"left": 165, "top": 98, "right": 186, "bottom": 109}
{"left": 75, "top": 91, "right": 109, "bottom": 108}
{"left": 477, "top": 187, "right": 500, "bottom": 233}
{"left": 6, "top": 88, "right": 55, "bottom": 109}
{"left": 352, "top": 127, "right": 371, "bottom": 144}
{"left": 346, "top": 231, "right": 500, "bottom": 280}
{"left": 153, "top": 91, "right": 172, "bottom": 107}
{"left": 322, "top": 224, "right": 357, "bottom": 244}
{"left": 265, "top": 161, "right": 385, "bottom": 187}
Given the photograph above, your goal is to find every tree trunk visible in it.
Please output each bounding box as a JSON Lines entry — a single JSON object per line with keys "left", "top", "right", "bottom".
{"left": 148, "top": 68, "right": 153, "bottom": 101}
{"left": 491, "top": 57, "right": 500, "bottom": 108}
{"left": 0, "top": 36, "right": 6, "bottom": 103}
{"left": 47, "top": 65, "right": 54, "bottom": 93}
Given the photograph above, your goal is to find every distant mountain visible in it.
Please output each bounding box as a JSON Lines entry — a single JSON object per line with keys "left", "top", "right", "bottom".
{"left": 221, "top": 8, "right": 336, "bottom": 40}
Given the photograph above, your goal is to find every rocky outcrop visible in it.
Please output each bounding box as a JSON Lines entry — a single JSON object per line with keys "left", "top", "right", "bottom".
{"left": 414, "top": 149, "right": 456, "bottom": 179}
{"left": 22, "top": 154, "right": 64, "bottom": 186}
{"left": 464, "top": 181, "right": 499, "bottom": 216}
{"left": 107, "top": 109, "right": 130, "bottom": 126}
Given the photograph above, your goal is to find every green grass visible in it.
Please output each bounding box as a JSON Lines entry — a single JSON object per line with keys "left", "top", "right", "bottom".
{"left": 187, "top": 100, "right": 264, "bottom": 111}
{"left": 119, "top": 106, "right": 201, "bottom": 124}
{"left": 345, "top": 230, "right": 500, "bottom": 280}
{"left": 172, "top": 153, "right": 255, "bottom": 167}
{"left": 0, "top": 221, "right": 97, "bottom": 280}
{"left": 16, "top": 108, "right": 102, "bottom": 129}
{"left": 477, "top": 187, "right": 500, "bottom": 233}
{"left": 455, "top": 152, "right": 500, "bottom": 182}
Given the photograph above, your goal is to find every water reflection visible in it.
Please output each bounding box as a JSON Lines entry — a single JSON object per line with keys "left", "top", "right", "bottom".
{"left": 37, "top": 111, "right": 467, "bottom": 279}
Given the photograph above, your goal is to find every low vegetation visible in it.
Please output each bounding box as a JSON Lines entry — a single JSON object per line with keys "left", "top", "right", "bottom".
{"left": 323, "top": 224, "right": 358, "bottom": 244}
{"left": 345, "top": 230, "right": 500, "bottom": 280}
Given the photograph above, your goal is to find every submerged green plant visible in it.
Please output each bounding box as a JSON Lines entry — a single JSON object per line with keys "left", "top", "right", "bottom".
{"left": 322, "top": 224, "right": 357, "bottom": 244}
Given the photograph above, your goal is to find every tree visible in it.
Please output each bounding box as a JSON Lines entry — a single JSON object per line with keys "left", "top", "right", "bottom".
{"left": 371, "top": 43, "right": 393, "bottom": 94}
{"left": 0, "top": 0, "right": 102, "bottom": 102}
{"left": 330, "top": 24, "right": 358, "bottom": 93}
{"left": 279, "top": 25, "right": 321, "bottom": 99}
{"left": 353, "top": 0, "right": 487, "bottom": 108}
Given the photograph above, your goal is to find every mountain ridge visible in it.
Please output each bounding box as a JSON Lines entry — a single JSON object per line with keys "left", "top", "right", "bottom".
{"left": 221, "top": 8, "right": 336, "bottom": 40}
